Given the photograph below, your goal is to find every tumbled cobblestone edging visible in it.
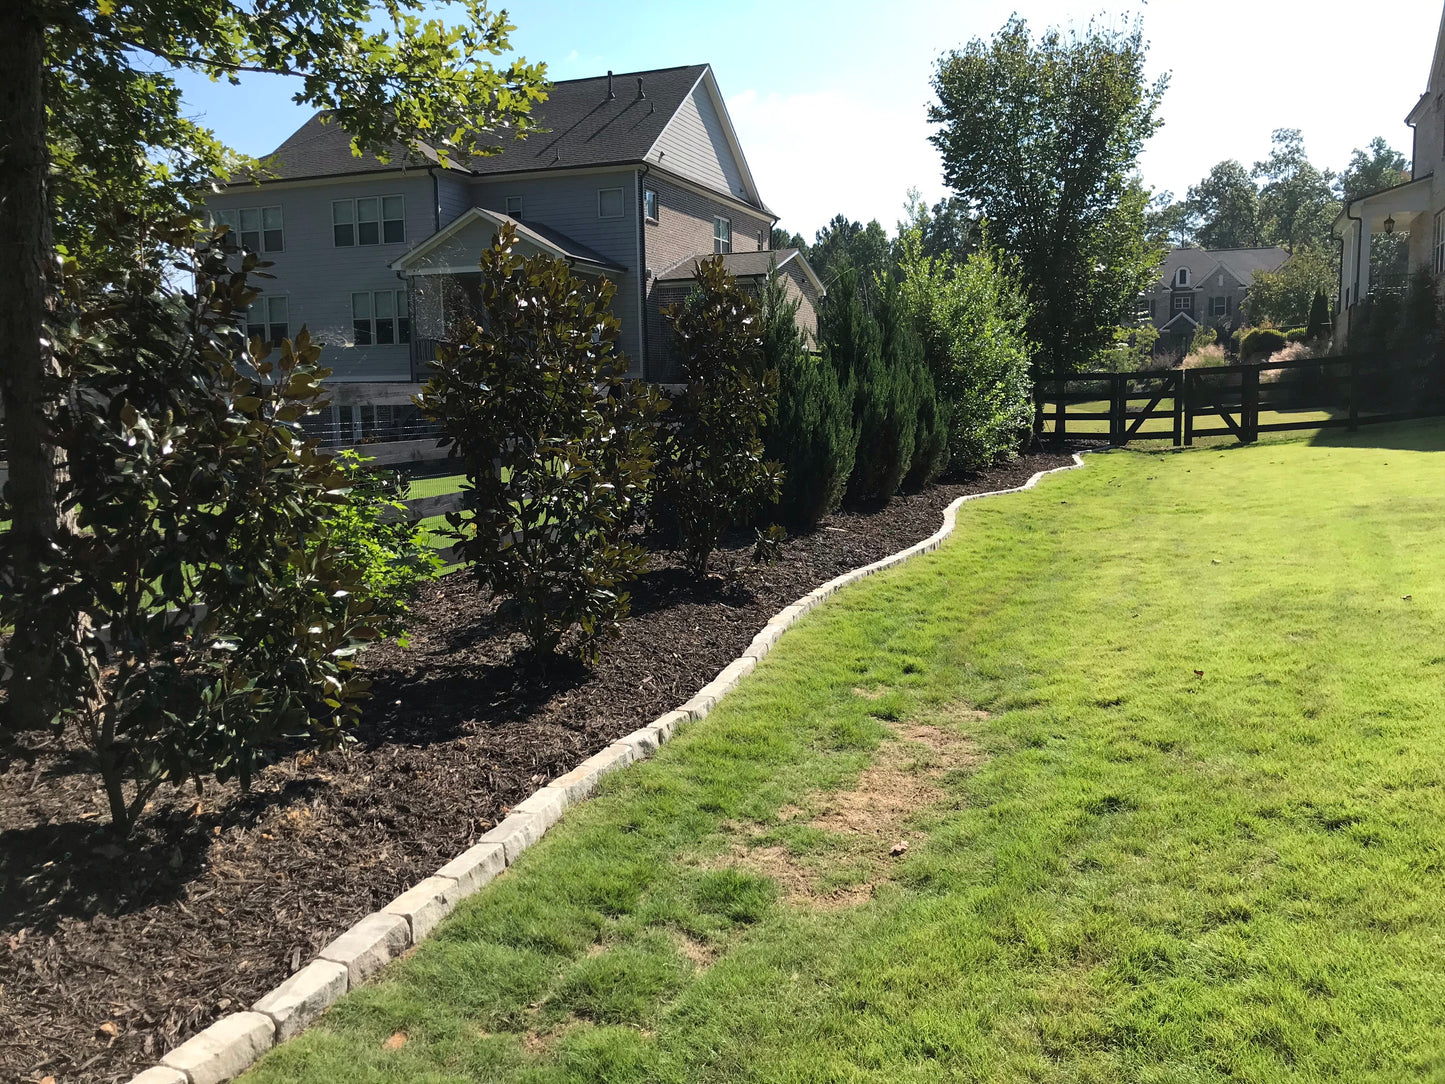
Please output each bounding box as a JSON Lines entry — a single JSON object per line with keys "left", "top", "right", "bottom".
{"left": 124, "top": 452, "right": 1087, "bottom": 1084}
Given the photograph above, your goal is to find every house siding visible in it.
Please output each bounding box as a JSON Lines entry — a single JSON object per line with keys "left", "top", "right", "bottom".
{"left": 650, "top": 80, "right": 748, "bottom": 202}
{"left": 471, "top": 169, "right": 644, "bottom": 368}
{"left": 203, "top": 173, "right": 435, "bottom": 381}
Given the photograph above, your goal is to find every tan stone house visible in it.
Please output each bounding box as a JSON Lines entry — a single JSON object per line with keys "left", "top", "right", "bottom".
{"left": 1140, "top": 247, "right": 1290, "bottom": 350}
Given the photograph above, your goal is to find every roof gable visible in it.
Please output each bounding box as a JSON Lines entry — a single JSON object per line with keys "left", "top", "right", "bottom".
{"left": 1154, "top": 246, "right": 1288, "bottom": 289}
{"left": 646, "top": 67, "right": 763, "bottom": 209}
{"left": 389, "top": 206, "right": 624, "bottom": 275}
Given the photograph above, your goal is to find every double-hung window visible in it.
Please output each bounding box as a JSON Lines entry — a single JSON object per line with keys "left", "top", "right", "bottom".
{"left": 333, "top": 196, "right": 405, "bottom": 246}
{"left": 1434, "top": 209, "right": 1445, "bottom": 275}
{"left": 506, "top": 195, "right": 524, "bottom": 221}
{"left": 1173, "top": 294, "right": 1192, "bottom": 312}
{"left": 246, "top": 296, "right": 289, "bottom": 345}
{"left": 713, "top": 216, "right": 732, "bottom": 254}
{"left": 351, "top": 290, "right": 410, "bottom": 346}
{"left": 598, "top": 187, "right": 624, "bottom": 219}
{"left": 643, "top": 188, "right": 658, "bottom": 222}
{"left": 1210, "top": 296, "right": 1228, "bottom": 317}
{"left": 214, "top": 206, "right": 283, "bottom": 252}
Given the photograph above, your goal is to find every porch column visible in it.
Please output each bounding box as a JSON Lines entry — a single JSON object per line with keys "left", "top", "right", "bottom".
{"left": 1359, "top": 219, "right": 1372, "bottom": 302}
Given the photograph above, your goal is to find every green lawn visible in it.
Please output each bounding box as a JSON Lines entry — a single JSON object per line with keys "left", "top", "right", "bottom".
{"left": 245, "top": 421, "right": 1445, "bottom": 1083}
{"left": 405, "top": 473, "right": 467, "bottom": 500}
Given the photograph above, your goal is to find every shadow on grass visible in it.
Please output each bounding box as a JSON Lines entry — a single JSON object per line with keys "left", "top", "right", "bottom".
{"left": 1309, "top": 417, "right": 1445, "bottom": 452}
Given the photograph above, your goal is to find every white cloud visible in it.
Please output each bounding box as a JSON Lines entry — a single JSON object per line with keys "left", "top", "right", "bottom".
{"left": 726, "top": 88, "right": 947, "bottom": 240}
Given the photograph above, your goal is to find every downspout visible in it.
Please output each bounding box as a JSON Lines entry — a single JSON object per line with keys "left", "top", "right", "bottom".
{"left": 1345, "top": 198, "right": 1364, "bottom": 345}
{"left": 637, "top": 164, "right": 651, "bottom": 380}
{"left": 428, "top": 165, "right": 441, "bottom": 232}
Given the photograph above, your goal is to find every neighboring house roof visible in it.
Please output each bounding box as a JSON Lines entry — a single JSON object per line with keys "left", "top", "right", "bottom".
{"left": 248, "top": 63, "right": 769, "bottom": 211}
{"left": 655, "top": 248, "right": 825, "bottom": 295}
{"left": 388, "top": 206, "right": 625, "bottom": 276}
{"left": 1154, "top": 246, "right": 1289, "bottom": 290}
{"left": 1161, "top": 310, "right": 1200, "bottom": 331}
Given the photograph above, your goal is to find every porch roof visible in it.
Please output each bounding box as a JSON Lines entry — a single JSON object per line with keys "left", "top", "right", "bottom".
{"left": 389, "top": 207, "right": 626, "bottom": 277}
{"left": 1334, "top": 174, "right": 1435, "bottom": 234}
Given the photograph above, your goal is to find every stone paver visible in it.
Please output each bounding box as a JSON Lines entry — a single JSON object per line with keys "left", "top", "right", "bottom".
{"left": 511, "top": 786, "right": 570, "bottom": 831}
{"left": 478, "top": 811, "right": 546, "bottom": 864}
{"left": 253, "top": 959, "right": 349, "bottom": 1042}
{"left": 317, "top": 911, "right": 410, "bottom": 986}
{"left": 549, "top": 743, "right": 635, "bottom": 803}
{"left": 435, "top": 841, "right": 506, "bottom": 896}
{"left": 126, "top": 1068, "right": 188, "bottom": 1084}
{"left": 160, "top": 1011, "right": 274, "bottom": 1084}
{"left": 383, "top": 875, "right": 466, "bottom": 942}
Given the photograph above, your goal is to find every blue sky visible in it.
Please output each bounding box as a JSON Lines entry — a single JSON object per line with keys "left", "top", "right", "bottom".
{"left": 174, "top": 0, "right": 1444, "bottom": 238}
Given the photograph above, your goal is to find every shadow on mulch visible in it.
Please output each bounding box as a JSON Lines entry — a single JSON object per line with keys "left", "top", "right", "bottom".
{"left": 0, "top": 451, "right": 1078, "bottom": 1084}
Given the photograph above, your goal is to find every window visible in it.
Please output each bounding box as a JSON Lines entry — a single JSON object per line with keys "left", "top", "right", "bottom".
{"left": 1175, "top": 267, "right": 1190, "bottom": 288}
{"left": 1173, "top": 295, "right": 1192, "bottom": 312}
{"left": 213, "top": 206, "right": 283, "bottom": 252}
{"left": 506, "top": 195, "right": 524, "bottom": 221}
{"left": 333, "top": 195, "right": 405, "bottom": 246}
{"left": 1434, "top": 209, "right": 1445, "bottom": 274}
{"left": 643, "top": 188, "right": 658, "bottom": 222}
{"left": 1210, "top": 296, "right": 1228, "bottom": 317}
{"left": 598, "top": 187, "right": 624, "bottom": 219}
{"left": 757, "top": 230, "right": 764, "bottom": 251}
{"left": 351, "top": 290, "right": 410, "bottom": 346}
{"left": 713, "top": 216, "right": 732, "bottom": 254}
{"left": 246, "top": 296, "right": 289, "bottom": 345}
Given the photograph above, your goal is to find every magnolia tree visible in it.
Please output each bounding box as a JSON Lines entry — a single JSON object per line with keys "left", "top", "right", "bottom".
{"left": 0, "top": 224, "right": 390, "bottom": 835}
{"left": 419, "top": 226, "right": 665, "bottom": 662}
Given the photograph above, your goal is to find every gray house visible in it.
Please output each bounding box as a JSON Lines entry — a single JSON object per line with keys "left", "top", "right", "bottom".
{"left": 1140, "top": 246, "right": 1290, "bottom": 349}
{"left": 204, "top": 64, "right": 824, "bottom": 441}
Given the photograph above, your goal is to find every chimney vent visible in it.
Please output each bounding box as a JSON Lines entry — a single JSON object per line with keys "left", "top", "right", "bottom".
{"left": 606, "top": 71, "right": 615, "bottom": 100}
{"left": 636, "top": 77, "right": 647, "bottom": 100}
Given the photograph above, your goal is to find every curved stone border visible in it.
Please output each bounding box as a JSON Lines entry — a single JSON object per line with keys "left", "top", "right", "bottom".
{"left": 123, "top": 453, "right": 1087, "bottom": 1084}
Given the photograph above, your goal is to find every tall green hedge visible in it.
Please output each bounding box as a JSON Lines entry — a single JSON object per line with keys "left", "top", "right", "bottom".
{"left": 761, "top": 264, "right": 856, "bottom": 527}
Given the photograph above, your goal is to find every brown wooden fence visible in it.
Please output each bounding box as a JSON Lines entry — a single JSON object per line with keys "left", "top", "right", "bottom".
{"left": 1034, "top": 354, "right": 1445, "bottom": 447}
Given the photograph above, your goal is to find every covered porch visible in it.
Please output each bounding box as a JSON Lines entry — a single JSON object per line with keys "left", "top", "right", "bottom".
{"left": 1336, "top": 175, "right": 1434, "bottom": 347}
{"left": 389, "top": 207, "right": 628, "bottom": 379}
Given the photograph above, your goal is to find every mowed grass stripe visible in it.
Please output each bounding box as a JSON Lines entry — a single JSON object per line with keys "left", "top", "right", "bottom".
{"left": 243, "top": 421, "right": 1445, "bottom": 1084}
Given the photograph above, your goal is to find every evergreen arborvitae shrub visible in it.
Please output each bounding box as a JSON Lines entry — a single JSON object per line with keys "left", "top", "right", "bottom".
{"left": 760, "top": 264, "right": 857, "bottom": 527}
{"left": 822, "top": 271, "right": 916, "bottom": 506}
{"left": 1306, "top": 290, "right": 1331, "bottom": 341}
{"left": 905, "top": 363, "right": 951, "bottom": 490}
{"left": 1239, "top": 327, "right": 1287, "bottom": 361}
{"left": 419, "top": 225, "right": 666, "bottom": 662}
{"left": 658, "top": 256, "right": 784, "bottom": 577}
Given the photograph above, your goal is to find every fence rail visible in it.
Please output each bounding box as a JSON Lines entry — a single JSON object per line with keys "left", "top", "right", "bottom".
{"left": 1034, "top": 354, "right": 1445, "bottom": 447}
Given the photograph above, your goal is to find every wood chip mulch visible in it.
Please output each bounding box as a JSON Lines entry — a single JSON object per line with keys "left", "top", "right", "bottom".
{"left": 0, "top": 451, "right": 1075, "bottom": 1084}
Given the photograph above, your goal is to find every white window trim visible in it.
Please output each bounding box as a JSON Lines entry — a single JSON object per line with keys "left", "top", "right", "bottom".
{"left": 1434, "top": 209, "right": 1445, "bottom": 275}
{"left": 506, "top": 195, "right": 524, "bottom": 220}
{"left": 332, "top": 195, "right": 406, "bottom": 247}
{"left": 213, "top": 205, "right": 284, "bottom": 253}
{"left": 643, "top": 187, "right": 659, "bottom": 223}
{"left": 246, "top": 295, "right": 289, "bottom": 345}
{"left": 349, "top": 289, "right": 410, "bottom": 347}
{"left": 1175, "top": 268, "right": 1190, "bottom": 288}
{"left": 598, "top": 187, "right": 625, "bottom": 220}
{"left": 713, "top": 215, "right": 732, "bottom": 254}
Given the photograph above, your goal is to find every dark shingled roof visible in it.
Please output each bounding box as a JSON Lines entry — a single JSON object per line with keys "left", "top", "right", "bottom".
{"left": 1155, "top": 246, "right": 1290, "bottom": 289}
{"left": 656, "top": 248, "right": 804, "bottom": 283}
{"left": 254, "top": 64, "right": 711, "bottom": 182}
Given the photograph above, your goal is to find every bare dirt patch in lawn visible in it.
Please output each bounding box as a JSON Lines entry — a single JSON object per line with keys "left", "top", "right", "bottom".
{"left": 726, "top": 716, "right": 987, "bottom": 908}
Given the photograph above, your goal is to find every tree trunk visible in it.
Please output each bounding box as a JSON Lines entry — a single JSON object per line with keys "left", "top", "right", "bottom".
{"left": 0, "top": 0, "right": 62, "bottom": 731}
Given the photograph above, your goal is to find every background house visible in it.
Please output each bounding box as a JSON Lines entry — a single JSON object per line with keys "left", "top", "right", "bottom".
{"left": 1140, "top": 246, "right": 1290, "bottom": 351}
{"left": 204, "top": 64, "right": 824, "bottom": 440}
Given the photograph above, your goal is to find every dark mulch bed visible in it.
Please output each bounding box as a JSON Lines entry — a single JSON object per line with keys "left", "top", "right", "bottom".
{"left": 0, "top": 452, "right": 1075, "bottom": 1084}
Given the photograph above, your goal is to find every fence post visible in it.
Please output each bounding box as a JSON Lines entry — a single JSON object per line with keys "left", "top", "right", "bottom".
{"left": 1172, "top": 371, "right": 1184, "bottom": 447}
{"left": 1033, "top": 381, "right": 1044, "bottom": 441}
{"left": 1054, "top": 375, "right": 1066, "bottom": 444}
{"left": 1242, "top": 365, "right": 1259, "bottom": 444}
{"left": 1110, "top": 373, "right": 1125, "bottom": 446}
{"left": 1183, "top": 370, "right": 1195, "bottom": 446}
{"left": 1348, "top": 356, "right": 1360, "bottom": 432}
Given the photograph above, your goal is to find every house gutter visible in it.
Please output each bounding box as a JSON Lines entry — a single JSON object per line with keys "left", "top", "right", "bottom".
{"left": 428, "top": 166, "right": 441, "bottom": 232}
{"left": 637, "top": 163, "right": 651, "bottom": 379}
{"left": 1345, "top": 198, "right": 1364, "bottom": 326}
